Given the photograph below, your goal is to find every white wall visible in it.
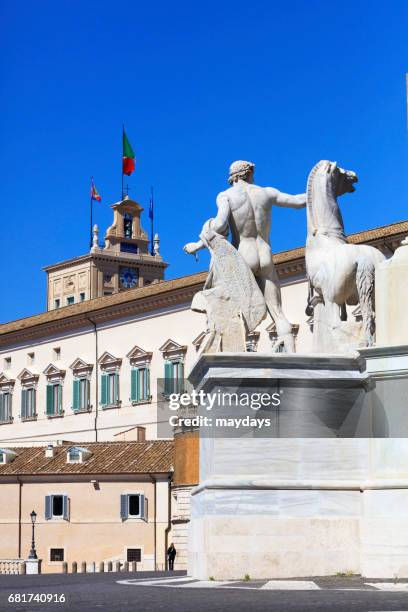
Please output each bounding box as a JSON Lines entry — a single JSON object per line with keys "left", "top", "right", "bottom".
{"left": 0, "top": 279, "right": 312, "bottom": 444}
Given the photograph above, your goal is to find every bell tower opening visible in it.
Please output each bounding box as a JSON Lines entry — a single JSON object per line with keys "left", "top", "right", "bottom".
{"left": 124, "top": 213, "right": 133, "bottom": 239}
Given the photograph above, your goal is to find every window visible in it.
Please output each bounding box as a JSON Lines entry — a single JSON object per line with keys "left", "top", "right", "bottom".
{"left": 131, "top": 368, "right": 150, "bottom": 403}
{"left": 46, "top": 383, "right": 63, "bottom": 416}
{"left": 53, "top": 347, "right": 61, "bottom": 360}
{"left": 124, "top": 213, "right": 133, "bottom": 238}
{"left": 101, "top": 373, "right": 119, "bottom": 407}
{"left": 127, "top": 549, "right": 141, "bottom": 563}
{"left": 45, "top": 495, "right": 69, "bottom": 520}
{"left": 67, "top": 296, "right": 75, "bottom": 306}
{"left": 54, "top": 299, "right": 60, "bottom": 309}
{"left": 128, "top": 495, "right": 140, "bottom": 516}
{"left": 50, "top": 548, "right": 64, "bottom": 562}
{"left": 164, "top": 360, "right": 184, "bottom": 395}
{"left": 68, "top": 448, "right": 81, "bottom": 462}
{"left": 0, "top": 449, "right": 17, "bottom": 464}
{"left": 27, "top": 352, "right": 35, "bottom": 365}
{"left": 120, "top": 494, "right": 146, "bottom": 520}
{"left": 21, "top": 387, "right": 36, "bottom": 419}
{"left": 72, "top": 378, "right": 90, "bottom": 412}
{"left": 0, "top": 393, "right": 12, "bottom": 422}
{"left": 4, "top": 357, "right": 11, "bottom": 370}
{"left": 80, "top": 292, "right": 86, "bottom": 302}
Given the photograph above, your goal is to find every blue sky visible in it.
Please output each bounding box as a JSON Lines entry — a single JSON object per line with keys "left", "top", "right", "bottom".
{"left": 1, "top": 0, "right": 407, "bottom": 323}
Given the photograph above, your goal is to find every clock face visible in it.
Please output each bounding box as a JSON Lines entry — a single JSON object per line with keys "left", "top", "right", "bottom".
{"left": 119, "top": 267, "right": 138, "bottom": 289}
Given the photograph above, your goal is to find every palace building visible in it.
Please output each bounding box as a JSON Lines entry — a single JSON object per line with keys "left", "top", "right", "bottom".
{"left": 0, "top": 196, "right": 407, "bottom": 570}
{"left": 0, "top": 205, "right": 406, "bottom": 447}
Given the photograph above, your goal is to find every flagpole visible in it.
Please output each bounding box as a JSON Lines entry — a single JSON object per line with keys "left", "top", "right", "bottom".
{"left": 90, "top": 177, "right": 93, "bottom": 249}
{"left": 150, "top": 186, "right": 154, "bottom": 255}
{"left": 121, "top": 124, "right": 124, "bottom": 200}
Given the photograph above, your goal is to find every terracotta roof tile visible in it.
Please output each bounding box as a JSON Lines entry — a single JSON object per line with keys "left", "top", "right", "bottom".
{"left": 0, "top": 441, "right": 174, "bottom": 476}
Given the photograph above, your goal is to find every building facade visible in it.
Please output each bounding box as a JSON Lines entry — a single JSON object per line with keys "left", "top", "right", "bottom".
{"left": 1, "top": 201, "right": 407, "bottom": 571}
{"left": 0, "top": 214, "right": 407, "bottom": 446}
{"left": 0, "top": 441, "right": 173, "bottom": 574}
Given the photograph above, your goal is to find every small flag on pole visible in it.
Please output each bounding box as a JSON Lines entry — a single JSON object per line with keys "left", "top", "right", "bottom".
{"left": 149, "top": 187, "right": 154, "bottom": 255}
{"left": 406, "top": 73, "right": 408, "bottom": 129}
{"left": 149, "top": 190, "right": 154, "bottom": 220}
{"left": 122, "top": 128, "right": 135, "bottom": 176}
{"left": 90, "top": 179, "right": 102, "bottom": 201}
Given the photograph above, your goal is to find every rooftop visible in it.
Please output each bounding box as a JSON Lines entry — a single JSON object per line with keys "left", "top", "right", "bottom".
{"left": 0, "top": 219, "right": 407, "bottom": 343}
{"left": 0, "top": 441, "right": 174, "bottom": 476}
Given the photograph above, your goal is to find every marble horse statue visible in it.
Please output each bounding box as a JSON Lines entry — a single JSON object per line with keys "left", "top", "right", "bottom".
{"left": 305, "top": 160, "right": 385, "bottom": 352}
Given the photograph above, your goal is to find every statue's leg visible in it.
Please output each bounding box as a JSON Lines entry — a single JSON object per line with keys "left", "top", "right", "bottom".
{"left": 257, "top": 274, "right": 295, "bottom": 353}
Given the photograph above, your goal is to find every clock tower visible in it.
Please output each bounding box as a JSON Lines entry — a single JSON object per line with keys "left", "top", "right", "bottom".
{"left": 45, "top": 196, "right": 168, "bottom": 310}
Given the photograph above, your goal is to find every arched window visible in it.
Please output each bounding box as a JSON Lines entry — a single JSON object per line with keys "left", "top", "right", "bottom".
{"left": 124, "top": 213, "right": 133, "bottom": 238}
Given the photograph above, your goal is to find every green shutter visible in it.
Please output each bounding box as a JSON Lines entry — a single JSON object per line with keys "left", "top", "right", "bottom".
{"left": 46, "top": 384, "right": 53, "bottom": 415}
{"left": 21, "top": 389, "right": 27, "bottom": 418}
{"left": 178, "top": 362, "right": 184, "bottom": 394}
{"left": 73, "top": 379, "right": 80, "bottom": 412}
{"left": 0, "top": 394, "right": 4, "bottom": 421}
{"left": 164, "top": 361, "right": 173, "bottom": 395}
{"left": 114, "top": 373, "right": 120, "bottom": 403}
{"left": 101, "top": 374, "right": 108, "bottom": 406}
{"left": 131, "top": 368, "right": 139, "bottom": 402}
{"left": 86, "top": 379, "right": 90, "bottom": 409}
{"left": 144, "top": 368, "right": 150, "bottom": 400}
{"left": 57, "top": 385, "right": 62, "bottom": 414}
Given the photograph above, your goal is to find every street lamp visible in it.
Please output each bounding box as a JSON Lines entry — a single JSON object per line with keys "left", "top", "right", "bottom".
{"left": 28, "top": 510, "right": 37, "bottom": 560}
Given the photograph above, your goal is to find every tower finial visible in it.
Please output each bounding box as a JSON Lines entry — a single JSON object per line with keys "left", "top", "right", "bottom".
{"left": 91, "top": 224, "right": 99, "bottom": 252}
{"left": 153, "top": 233, "right": 160, "bottom": 256}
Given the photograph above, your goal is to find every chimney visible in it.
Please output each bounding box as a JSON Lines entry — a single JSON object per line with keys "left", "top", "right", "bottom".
{"left": 45, "top": 444, "right": 54, "bottom": 458}
{"left": 137, "top": 427, "right": 146, "bottom": 442}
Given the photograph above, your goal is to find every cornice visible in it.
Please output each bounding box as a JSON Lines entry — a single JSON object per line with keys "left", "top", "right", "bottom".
{"left": 0, "top": 281, "right": 204, "bottom": 347}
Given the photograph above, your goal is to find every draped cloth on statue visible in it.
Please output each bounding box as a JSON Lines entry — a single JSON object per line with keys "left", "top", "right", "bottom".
{"left": 191, "top": 227, "right": 266, "bottom": 352}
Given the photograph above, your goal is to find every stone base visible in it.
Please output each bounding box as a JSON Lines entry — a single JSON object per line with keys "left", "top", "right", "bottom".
{"left": 187, "top": 351, "right": 408, "bottom": 580}
{"left": 25, "top": 559, "right": 42, "bottom": 574}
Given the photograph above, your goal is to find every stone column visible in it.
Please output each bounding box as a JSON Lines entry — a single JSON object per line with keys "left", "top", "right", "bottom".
{"left": 375, "top": 238, "right": 408, "bottom": 346}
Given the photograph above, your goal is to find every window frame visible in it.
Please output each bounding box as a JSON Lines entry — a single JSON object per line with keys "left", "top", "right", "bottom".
{"left": 0, "top": 391, "right": 12, "bottom": 423}
{"left": 120, "top": 493, "right": 146, "bottom": 521}
{"left": 126, "top": 548, "right": 142, "bottom": 563}
{"left": 49, "top": 548, "right": 65, "bottom": 563}
{"left": 130, "top": 367, "right": 151, "bottom": 404}
{"left": 72, "top": 377, "right": 90, "bottom": 412}
{"left": 164, "top": 359, "right": 185, "bottom": 396}
{"left": 45, "top": 494, "right": 69, "bottom": 521}
{"left": 21, "top": 386, "right": 37, "bottom": 420}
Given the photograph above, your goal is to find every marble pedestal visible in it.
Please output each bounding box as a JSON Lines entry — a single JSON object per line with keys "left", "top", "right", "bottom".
{"left": 25, "top": 559, "right": 42, "bottom": 574}
{"left": 187, "top": 352, "right": 408, "bottom": 580}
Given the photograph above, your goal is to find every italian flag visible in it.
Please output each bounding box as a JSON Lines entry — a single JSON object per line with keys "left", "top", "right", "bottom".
{"left": 91, "top": 179, "right": 101, "bottom": 201}
{"left": 122, "top": 129, "right": 135, "bottom": 176}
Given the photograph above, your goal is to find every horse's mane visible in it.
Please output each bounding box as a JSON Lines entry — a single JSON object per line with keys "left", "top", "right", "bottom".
{"left": 306, "top": 160, "right": 327, "bottom": 235}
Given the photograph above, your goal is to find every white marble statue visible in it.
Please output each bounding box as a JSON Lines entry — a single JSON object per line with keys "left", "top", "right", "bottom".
{"left": 305, "top": 160, "right": 386, "bottom": 352}
{"left": 184, "top": 160, "right": 306, "bottom": 352}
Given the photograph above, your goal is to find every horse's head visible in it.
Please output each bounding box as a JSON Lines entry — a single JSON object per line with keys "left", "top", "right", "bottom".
{"left": 307, "top": 160, "right": 357, "bottom": 240}
{"left": 327, "top": 161, "right": 358, "bottom": 196}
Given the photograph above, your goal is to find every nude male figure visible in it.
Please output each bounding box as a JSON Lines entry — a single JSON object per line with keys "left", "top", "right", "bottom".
{"left": 184, "top": 160, "right": 306, "bottom": 352}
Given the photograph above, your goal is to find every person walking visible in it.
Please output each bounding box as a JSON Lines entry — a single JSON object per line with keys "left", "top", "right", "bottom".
{"left": 167, "top": 543, "right": 176, "bottom": 570}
